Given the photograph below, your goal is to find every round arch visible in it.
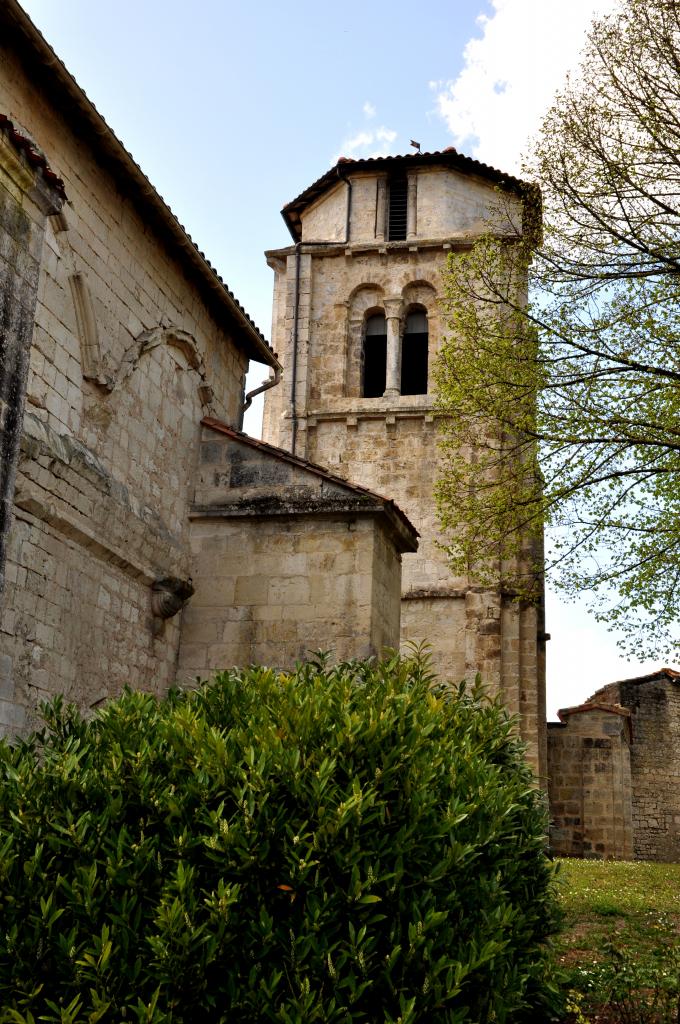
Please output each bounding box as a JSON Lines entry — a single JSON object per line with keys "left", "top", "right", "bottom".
{"left": 111, "top": 326, "right": 214, "bottom": 409}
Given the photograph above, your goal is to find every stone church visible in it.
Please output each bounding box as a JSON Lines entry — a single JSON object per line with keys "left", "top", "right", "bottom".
{"left": 260, "top": 153, "right": 546, "bottom": 774}
{"left": 8, "top": 0, "right": 679, "bottom": 862}
{"left": 0, "top": 0, "right": 546, "bottom": 778}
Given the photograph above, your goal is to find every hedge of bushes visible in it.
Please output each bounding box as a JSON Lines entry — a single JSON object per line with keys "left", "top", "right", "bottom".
{"left": 0, "top": 652, "right": 560, "bottom": 1022}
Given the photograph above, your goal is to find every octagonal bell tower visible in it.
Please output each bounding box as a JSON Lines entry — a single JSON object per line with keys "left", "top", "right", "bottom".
{"left": 263, "top": 149, "right": 546, "bottom": 775}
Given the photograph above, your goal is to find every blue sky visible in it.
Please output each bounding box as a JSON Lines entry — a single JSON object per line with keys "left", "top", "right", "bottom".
{"left": 18, "top": 0, "right": 497, "bottom": 334}
{"left": 19, "top": 0, "right": 668, "bottom": 715}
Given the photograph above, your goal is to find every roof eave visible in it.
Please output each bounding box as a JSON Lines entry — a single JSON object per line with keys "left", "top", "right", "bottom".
{"left": 200, "top": 417, "right": 419, "bottom": 548}
{"left": 3, "top": 0, "right": 279, "bottom": 370}
{"left": 281, "top": 208, "right": 300, "bottom": 242}
{"left": 281, "top": 152, "right": 532, "bottom": 244}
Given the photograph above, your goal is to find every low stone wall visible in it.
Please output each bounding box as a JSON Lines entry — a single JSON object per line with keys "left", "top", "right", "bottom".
{"left": 547, "top": 704, "right": 633, "bottom": 860}
{"left": 593, "top": 672, "right": 680, "bottom": 862}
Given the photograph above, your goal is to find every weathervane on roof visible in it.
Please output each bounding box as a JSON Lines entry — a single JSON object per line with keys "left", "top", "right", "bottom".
{"left": 410, "top": 139, "right": 421, "bottom": 153}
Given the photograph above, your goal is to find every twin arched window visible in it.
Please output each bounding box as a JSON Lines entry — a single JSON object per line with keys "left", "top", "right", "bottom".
{"left": 401, "top": 311, "right": 428, "bottom": 396}
{"left": 363, "top": 314, "right": 387, "bottom": 397}
{"left": 361, "top": 309, "right": 429, "bottom": 398}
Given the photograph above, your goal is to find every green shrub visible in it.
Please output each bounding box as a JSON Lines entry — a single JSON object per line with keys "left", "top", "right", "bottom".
{"left": 0, "top": 652, "right": 559, "bottom": 1023}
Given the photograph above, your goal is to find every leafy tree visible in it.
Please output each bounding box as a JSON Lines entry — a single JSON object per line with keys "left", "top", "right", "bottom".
{"left": 0, "top": 655, "right": 560, "bottom": 1023}
{"left": 434, "top": 0, "right": 680, "bottom": 657}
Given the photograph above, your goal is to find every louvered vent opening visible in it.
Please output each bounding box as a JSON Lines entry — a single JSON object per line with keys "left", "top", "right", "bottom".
{"left": 388, "top": 176, "right": 408, "bottom": 240}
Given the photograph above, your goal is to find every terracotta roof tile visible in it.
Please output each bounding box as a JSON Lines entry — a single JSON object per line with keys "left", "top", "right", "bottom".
{"left": 2, "top": 0, "right": 278, "bottom": 368}
{"left": 282, "top": 149, "right": 531, "bottom": 242}
{"left": 558, "top": 701, "right": 631, "bottom": 722}
{"left": 0, "top": 113, "right": 66, "bottom": 200}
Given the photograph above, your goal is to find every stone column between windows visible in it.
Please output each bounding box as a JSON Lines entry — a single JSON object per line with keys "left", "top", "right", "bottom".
{"left": 383, "top": 297, "right": 402, "bottom": 397}
{"left": 375, "top": 177, "right": 387, "bottom": 242}
{"left": 406, "top": 172, "right": 418, "bottom": 240}
{"left": 347, "top": 315, "right": 363, "bottom": 396}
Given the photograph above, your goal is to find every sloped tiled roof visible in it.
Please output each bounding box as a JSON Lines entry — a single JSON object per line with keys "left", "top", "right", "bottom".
{"left": 611, "top": 667, "right": 680, "bottom": 685}
{"left": 282, "top": 149, "right": 530, "bottom": 241}
{"left": 557, "top": 701, "right": 631, "bottom": 723}
{"left": 589, "top": 666, "right": 680, "bottom": 700}
{"left": 564, "top": 667, "right": 680, "bottom": 725}
{"left": 2, "top": 0, "right": 279, "bottom": 369}
{"left": 201, "top": 417, "right": 419, "bottom": 548}
{"left": 0, "top": 112, "right": 66, "bottom": 200}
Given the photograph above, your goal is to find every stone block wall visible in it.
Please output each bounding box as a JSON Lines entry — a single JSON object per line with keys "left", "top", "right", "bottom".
{"left": 370, "top": 519, "right": 404, "bottom": 659}
{"left": 263, "top": 249, "right": 472, "bottom": 677}
{"left": 178, "top": 514, "right": 402, "bottom": 678}
{"left": 0, "top": 123, "right": 63, "bottom": 581}
{"left": 593, "top": 673, "right": 680, "bottom": 862}
{"left": 296, "top": 167, "right": 522, "bottom": 245}
{"left": 0, "top": 27, "right": 272, "bottom": 733}
{"left": 177, "top": 420, "right": 417, "bottom": 680}
{"left": 0, "top": 121, "right": 65, "bottom": 732}
{"left": 263, "top": 224, "right": 546, "bottom": 776}
{"left": 416, "top": 168, "right": 520, "bottom": 240}
{"left": 547, "top": 705, "right": 634, "bottom": 860}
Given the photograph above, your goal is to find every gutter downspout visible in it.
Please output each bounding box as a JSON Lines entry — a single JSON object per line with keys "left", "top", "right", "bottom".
{"left": 289, "top": 166, "right": 352, "bottom": 456}
{"left": 340, "top": 164, "right": 352, "bottom": 241}
{"left": 240, "top": 364, "right": 282, "bottom": 426}
{"left": 290, "top": 241, "right": 302, "bottom": 456}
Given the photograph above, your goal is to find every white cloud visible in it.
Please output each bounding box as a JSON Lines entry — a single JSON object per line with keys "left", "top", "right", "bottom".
{"left": 343, "top": 130, "right": 373, "bottom": 152}
{"left": 335, "top": 124, "right": 398, "bottom": 162}
{"left": 432, "top": 0, "right": 620, "bottom": 174}
{"left": 333, "top": 102, "right": 399, "bottom": 163}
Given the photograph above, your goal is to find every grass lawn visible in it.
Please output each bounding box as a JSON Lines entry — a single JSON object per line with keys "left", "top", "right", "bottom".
{"left": 554, "top": 858, "right": 680, "bottom": 1022}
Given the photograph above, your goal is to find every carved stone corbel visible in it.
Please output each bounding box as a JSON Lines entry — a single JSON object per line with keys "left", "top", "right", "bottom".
{"left": 151, "top": 576, "right": 194, "bottom": 636}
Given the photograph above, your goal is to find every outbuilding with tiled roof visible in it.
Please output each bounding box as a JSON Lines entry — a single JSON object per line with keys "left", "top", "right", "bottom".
{"left": 548, "top": 666, "right": 680, "bottom": 862}
{"left": 177, "top": 418, "right": 418, "bottom": 678}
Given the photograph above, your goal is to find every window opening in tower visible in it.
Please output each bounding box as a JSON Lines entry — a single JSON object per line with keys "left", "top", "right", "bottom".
{"left": 400, "top": 310, "right": 428, "bottom": 395}
{"left": 362, "top": 313, "right": 387, "bottom": 397}
{"left": 388, "top": 175, "right": 408, "bottom": 241}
